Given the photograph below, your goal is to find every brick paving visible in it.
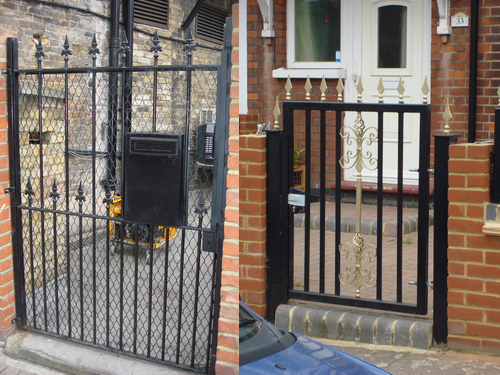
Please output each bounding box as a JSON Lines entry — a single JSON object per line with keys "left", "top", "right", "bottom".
{"left": 292, "top": 202, "right": 434, "bottom": 318}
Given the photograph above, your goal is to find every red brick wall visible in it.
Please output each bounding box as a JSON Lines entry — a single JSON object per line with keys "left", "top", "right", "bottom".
{"left": 248, "top": 2, "right": 500, "bottom": 148}
{"left": 447, "top": 143, "right": 500, "bottom": 354}
{"left": 214, "top": 4, "right": 239, "bottom": 374}
{"left": 430, "top": 1, "right": 500, "bottom": 143}
{"left": 0, "top": 33, "right": 16, "bottom": 339}
{"left": 239, "top": 134, "right": 267, "bottom": 317}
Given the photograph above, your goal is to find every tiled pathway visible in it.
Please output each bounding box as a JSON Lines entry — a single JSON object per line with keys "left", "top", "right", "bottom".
{"left": 292, "top": 202, "right": 434, "bottom": 318}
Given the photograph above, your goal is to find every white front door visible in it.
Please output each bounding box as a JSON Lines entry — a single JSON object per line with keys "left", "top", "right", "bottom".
{"left": 344, "top": 0, "right": 431, "bottom": 185}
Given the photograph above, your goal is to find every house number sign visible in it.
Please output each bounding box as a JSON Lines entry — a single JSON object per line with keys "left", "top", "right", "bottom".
{"left": 451, "top": 12, "right": 469, "bottom": 27}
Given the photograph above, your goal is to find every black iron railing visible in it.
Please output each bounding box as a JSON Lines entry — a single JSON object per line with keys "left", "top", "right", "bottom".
{"left": 6, "top": 21, "right": 231, "bottom": 374}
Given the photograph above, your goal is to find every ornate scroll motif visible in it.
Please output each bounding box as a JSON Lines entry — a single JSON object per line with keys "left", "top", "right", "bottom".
{"left": 339, "top": 233, "right": 376, "bottom": 297}
{"left": 338, "top": 77, "right": 377, "bottom": 297}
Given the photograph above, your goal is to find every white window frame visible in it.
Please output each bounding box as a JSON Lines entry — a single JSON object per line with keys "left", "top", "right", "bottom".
{"left": 286, "top": 0, "right": 347, "bottom": 69}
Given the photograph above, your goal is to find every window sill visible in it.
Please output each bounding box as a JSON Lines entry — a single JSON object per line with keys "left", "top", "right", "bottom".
{"left": 272, "top": 68, "right": 347, "bottom": 79}
{"left": 482, "top": 203, "right": 500, "bottom": 237}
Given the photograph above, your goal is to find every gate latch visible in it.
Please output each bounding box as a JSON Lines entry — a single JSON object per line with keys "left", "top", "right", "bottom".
{"left": 408, "top": 280, "right": 434, "bottom": 289}
{"left": 4, "top": 187, "right": 15, "bottom": 194}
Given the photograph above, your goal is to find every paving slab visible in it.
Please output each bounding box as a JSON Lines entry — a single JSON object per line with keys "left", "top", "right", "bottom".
{"left": 317, "top": 339, "right": 500, "bottom": 375}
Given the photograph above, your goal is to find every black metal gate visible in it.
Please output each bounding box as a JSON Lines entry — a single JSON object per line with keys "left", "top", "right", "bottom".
{"left": 6, "top": 23, "right": 230, "bottom": 374}
{"left": 266, "top": 94, "right": 432, "bottom": 319}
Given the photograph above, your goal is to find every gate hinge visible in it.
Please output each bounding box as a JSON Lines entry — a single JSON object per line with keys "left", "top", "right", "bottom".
{"left": 4, "top": 187, "right": 15, "bottom": 194}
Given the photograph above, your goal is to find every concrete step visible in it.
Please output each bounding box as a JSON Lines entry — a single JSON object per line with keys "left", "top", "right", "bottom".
{"left": 275, "top": 304, "right": 433, "bottom": 350}
{"left": 5, "top": 332, "right": 195, "bottom": 375}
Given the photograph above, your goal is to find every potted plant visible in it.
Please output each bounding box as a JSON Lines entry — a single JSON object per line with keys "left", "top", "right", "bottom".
{"left": 293, "top": 145, "right": 305, "bottom": 189}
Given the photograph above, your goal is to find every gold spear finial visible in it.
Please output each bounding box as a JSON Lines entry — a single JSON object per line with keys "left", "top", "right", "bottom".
{"left": 356, "top": 77, "right": 363, "bottom": 103}
{"left": 273, "top": 95, "right": 281, "bottom": 130}
{"left": 397, "top": 77, "right": 405, "bottom": 104}
{"left": 305, "top": 75, "right": 312, "bottom": 101}
{"left": 336, "top": 78, "right": 344, "bottom": 102}
{"left": 285, "top": 75, "right": 292, "bottom": 101}
{"left": 443, "top": 98, "right": 453, "bottom": 134}
{"left": 422, "top": 76, "right": 430, "bottom": 104}
{"left": 320, "top": 76, "right": 327, "bottom": 102}
{"left": 377, "top": 77, "right": 385, "bottom": 103}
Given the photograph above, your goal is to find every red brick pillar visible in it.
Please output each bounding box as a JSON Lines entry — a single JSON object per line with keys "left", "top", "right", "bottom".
{"left": 214, "top": 5, "right": 239, "bottom": 374}
{"left": 0, "top": 34, "right": 16, "bottom": 338}
{"left": 448, "top": 143, "right": 500, "bottom": 354}
{"left": 239, "top": 134, "right": 267, "bottom": 317}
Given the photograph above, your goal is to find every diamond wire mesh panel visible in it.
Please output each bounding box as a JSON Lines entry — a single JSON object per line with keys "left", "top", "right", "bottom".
{"left": 16, "top": 65, "right": 219, "bottom": 372}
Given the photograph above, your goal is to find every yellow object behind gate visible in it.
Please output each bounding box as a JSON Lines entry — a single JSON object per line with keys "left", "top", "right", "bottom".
{"left": 108, "top": 196, "right": 177, "bottom": 250}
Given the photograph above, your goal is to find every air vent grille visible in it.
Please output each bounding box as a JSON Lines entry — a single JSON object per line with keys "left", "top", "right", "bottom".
{"left": 196, "top": 4, "right": 227, "bottom": 44}
{"left": 134, "top": 0, "right": 169, "bottom": 29}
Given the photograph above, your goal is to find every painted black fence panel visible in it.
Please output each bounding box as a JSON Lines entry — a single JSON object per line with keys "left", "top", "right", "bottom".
{"left": 267, "top": 101, "right": 432, "bottom": 317}
{"left": 7, "top": 27, "right": 230, "bottom": 374}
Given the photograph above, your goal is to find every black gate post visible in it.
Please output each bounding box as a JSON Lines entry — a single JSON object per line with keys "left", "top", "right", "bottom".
{"left": 265, "top": 128, "right": 292, "bottom": 321}
{"left": 433, "top": 133, "right": 459, "bottom": 344}
{"left": 6, "top": 37, "right": 26, "bottom": 327}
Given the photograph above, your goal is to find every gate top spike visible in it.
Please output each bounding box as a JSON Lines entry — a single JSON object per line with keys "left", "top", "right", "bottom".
{"left": 320, "top": 76, "right": 327, "bottom": 102}
{"left": 119, "top": 35, "right": 130, "bottom": 60}
{"left": 397, "top": 77, "right": 405, "bottom": 103}
{"left": 25, "top": 178, "right": 34, "bottom": 196}
{"left": 285, "top": 75, "right": 292, "bottom": 101}
{"left": 61, "top": 36, "right": 72, "bottom": 60}
{"left": 305, "top": 76, "right": 312, "bottom": 101}
{"left": 195, "top": 193, "right": 208, "bottom": 215}
{"left": 50, "top": 180, "right": 60, "bottom": 199}
{"left": 336, "top": 78, "right": 344, "bottom": 102}
{"left": 103, "top": 184, "right": 113, "bottom": 205}
{"left": 443, "top": 98, "right": 453, "bottom": 134}
{"left": 183, "top": 29, "right": 197, "bottom": 57}
{"left": 76, "top": 182, "right": 86, "bottom": 202}
{"left": 89, "top": 34, "right": 100, "bottom": 59}
{"left": 34, "top": 35, "right": 45, "bottom": 63}
{"left": 377, "top": 77, "right": 385, "bottom": 103}
{"left": 150, "top": 30, "right": 163, "bottom": 58}
{"left": 356, "top": 78, "right": 363, "bottom": 103}
{"left": 422, "top": 76, "right": 430, "bottom": 104}
{"left": 273, "top": 95, "right": 281, "bottom": 129}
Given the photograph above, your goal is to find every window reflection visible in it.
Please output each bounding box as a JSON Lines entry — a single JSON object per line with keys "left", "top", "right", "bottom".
{"left": 295, "top": 0, "right": 341, "bottom": 62}
{"left": 378, "top": 5, "right": 407, "bottom": 69}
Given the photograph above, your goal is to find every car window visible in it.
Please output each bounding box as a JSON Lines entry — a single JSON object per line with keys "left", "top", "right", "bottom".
{"left": 239, "top": 305, "right": 261, "bottom": 343}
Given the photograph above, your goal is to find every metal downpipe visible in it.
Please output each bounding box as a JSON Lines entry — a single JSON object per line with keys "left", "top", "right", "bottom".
{"left": 107, "top": 0, "right": 120, "bottom": 190}
{"left": 468, "top": 0, "right": 479, "bottom": 142}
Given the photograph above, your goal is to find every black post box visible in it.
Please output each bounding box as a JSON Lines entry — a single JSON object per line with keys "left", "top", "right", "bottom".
{"left": 122, "top": 132, "right": 184, "bottom": 227}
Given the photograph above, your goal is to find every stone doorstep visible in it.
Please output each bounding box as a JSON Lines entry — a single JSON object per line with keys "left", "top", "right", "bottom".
{"left": 294, "top": 212, "right": 434, "bottom": 237}
{"left": 275, "top": 304, "right": 433, "bottom": 350}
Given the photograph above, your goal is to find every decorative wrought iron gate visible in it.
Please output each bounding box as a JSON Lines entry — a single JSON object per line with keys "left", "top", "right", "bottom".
{"left": 266, "top": 77, "right": 432, "bottom": 319}
{"left": 6, "top": 23, "right": 230, "bottom": 374}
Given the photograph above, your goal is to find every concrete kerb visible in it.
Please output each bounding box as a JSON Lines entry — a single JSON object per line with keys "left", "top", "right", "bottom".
{"left": 276, "top": 304, "right": 433, "bottom": 350}
{"left": 5, "top": 332, "right": 194, "bottom": 375}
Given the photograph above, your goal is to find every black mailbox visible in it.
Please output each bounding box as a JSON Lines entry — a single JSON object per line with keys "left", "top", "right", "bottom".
{"left": 122, "top": 132, "right": 184, "bottom": 227}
